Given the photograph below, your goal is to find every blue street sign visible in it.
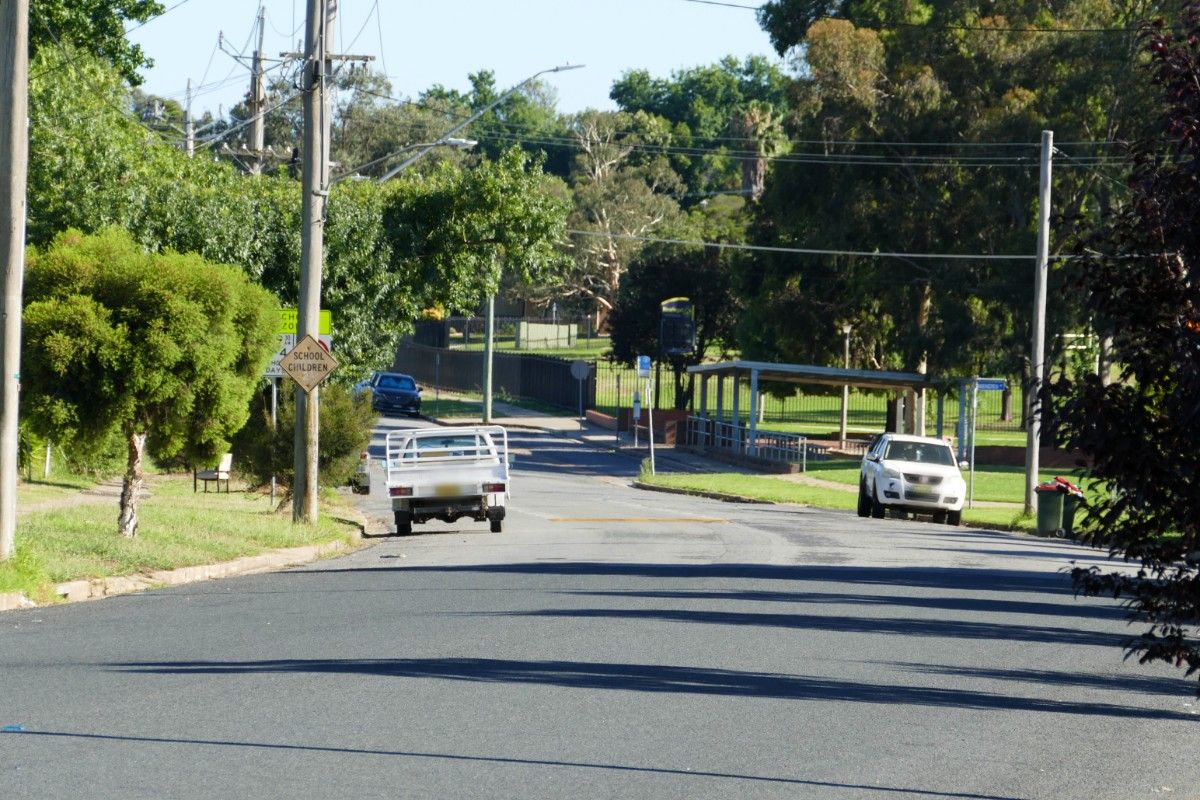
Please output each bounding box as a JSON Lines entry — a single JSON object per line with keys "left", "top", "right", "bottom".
{"left": 974, "top": 378, "right": 1007, "bottom": 392}
{"left": 637, "top": 355, "right": 652, "bottom": 378}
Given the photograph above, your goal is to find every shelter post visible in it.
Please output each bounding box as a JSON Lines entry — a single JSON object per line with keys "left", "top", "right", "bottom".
{"left": 748, "top": 369, "right": 759, "bottom": 457}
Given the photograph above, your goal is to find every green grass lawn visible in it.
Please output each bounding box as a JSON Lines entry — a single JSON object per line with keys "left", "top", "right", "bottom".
{"left": 640, "top": 471, "right": 1035, "bottom": 532}
{"left": 1, "top": 473, "right": 359, "bottom": 602}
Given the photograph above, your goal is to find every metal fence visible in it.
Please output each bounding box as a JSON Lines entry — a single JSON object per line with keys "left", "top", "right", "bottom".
{"left": 391, "top": 340, "right": 593, "bottom": 411}
{"left": 686, "top": 416, "right": 810, "bottom": 471}
{"left": 414, "top": 316, "right": 604, "bottom": 351}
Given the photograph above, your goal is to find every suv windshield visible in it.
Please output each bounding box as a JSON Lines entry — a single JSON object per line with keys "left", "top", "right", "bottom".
{"left": 884, "top": 441, "right": 955, "bottom": 466}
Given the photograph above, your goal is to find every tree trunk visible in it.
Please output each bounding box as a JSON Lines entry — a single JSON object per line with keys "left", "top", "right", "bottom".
{"left": 1000, "top": 387, "right": 1013, "bottom": 422}
{"left": 118, "top": 431, "right": 147, "bottom": 537}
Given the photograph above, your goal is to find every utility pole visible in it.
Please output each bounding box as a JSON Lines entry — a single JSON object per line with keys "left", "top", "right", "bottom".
{"left": 1025, "top": 130, "right": 1053, "bottom": 516}
{"left": 285, "top": 1, "right": 370, "bottom": 523}
{"left": 482, "top": 293, "right": 495, "bottom": 423}
{"left": 184, "top": 79, "right": 195, "bottom": 157}
{"left": 293, "top": 0, "right": 329, "bottom": 524}
{"left": 0, "top": 0, "right": 29, "bottom": 561}
{"left": 247, "top": 6, "right": 267, "bottom": 174}
{"left": 223, "top": 6, "right": 282, "bottom": 173}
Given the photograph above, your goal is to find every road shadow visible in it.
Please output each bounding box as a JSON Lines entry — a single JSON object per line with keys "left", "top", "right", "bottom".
{"left": 0, "top": 728, "right": 1028, "bottom": 799}
{"left": 286, "top": 562, "right": 1078, "bottom": 596}
{"left": 105, "top": 657, "right": 1192, "bottom": 720}
{"left": 560, "top": 589, "right": 1126, "bottom": 622}
{"left": 883, "top": 662, "right": 1192, "bottom": 696}
{"left": 495, "top": 607, "right": 1126, "bottom": 648}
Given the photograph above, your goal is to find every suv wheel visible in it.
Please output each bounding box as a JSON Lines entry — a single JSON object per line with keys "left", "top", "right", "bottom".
{"left": 856, "top": 481, "right": 871, "bottom": 518}
{"left": 870, "top": 486, "right": 886, "bottom": 519}
{"left": 946, "top": 510, "right": 962, "bottom": 526}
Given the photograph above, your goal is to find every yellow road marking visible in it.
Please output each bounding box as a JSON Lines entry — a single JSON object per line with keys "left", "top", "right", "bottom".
{"left": 549, "top": 517, "right": 728, "bottom": 524}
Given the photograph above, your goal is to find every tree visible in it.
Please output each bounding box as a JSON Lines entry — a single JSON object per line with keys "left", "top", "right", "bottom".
{"left": 611, "top": 56, "right": 792, "bottom": 200}
{"left": 383, "top": 148, "right": 571, "bottom": 314}
{"left": 609, "top": 196, "right": 746, "bottom": 408}
{"left": 1050, "top": 7, "right": 1200, "bottom": 688}
{"left": 30, "top": 0, "right": 163, "bottom": 86}
{"left": 537, "top": 111, "right": 684, "bottom": 329}
{"left": 739, "top": 0, "right": 1161, "bottom": 382}
{"left": 21, "top": 229, "right": 279, "bottom": 536}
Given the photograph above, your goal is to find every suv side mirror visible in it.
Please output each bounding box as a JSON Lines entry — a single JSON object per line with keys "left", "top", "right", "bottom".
{"left": 959, "top": 460, "right": 970, "bottom": 470}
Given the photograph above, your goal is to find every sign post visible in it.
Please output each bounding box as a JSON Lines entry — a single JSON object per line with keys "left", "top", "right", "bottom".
{"left": 960, "top": 377, "right": 1006, "bottom": 508}
{"left": 632, "top": 389, "right": 641, "bottom": 448}
{"left": 570, "top": 359, "right": 590, "bottom": 433}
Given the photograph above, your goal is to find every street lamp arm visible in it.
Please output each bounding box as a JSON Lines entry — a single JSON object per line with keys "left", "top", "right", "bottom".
{"left": 377, "top": 63, "right": 584, "bottom": 183}
{"left": 332, "top": 137, "right": 476, "bottom": 184}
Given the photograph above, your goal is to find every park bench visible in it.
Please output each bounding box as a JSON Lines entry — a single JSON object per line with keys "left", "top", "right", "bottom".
{"left": 194, "top": 453, "right": 233, "bottom": 493}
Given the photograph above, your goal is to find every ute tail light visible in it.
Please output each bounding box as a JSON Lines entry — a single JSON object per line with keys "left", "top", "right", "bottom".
{"left": 483, "top": 483, "right": 506, "bottom": 493}
{"left": 389, "top": 486, "right": 413, "bottom": 497}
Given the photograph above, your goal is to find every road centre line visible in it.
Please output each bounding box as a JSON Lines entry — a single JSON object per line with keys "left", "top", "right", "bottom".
{"left": 549, "top": 517, "right": 729, "bottom": 524}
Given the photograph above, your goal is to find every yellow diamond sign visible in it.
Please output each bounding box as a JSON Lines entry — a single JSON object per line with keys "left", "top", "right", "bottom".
{"left": 279, "top": 334, "right": 338, "bottom": 393}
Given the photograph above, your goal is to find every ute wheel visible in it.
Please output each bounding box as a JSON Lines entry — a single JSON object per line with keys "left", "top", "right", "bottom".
{"left": 490, "top": 519, "right": 503, "bottom": 534}
{"left": 946, "top": 510, "right": 962, "bottom": 526}
{"left": 870, "top": 486, "right": 886, "bottom": 519}
{"left": 394, "top": 512, "right": 412, "bottom": 536}
{"left": 856, "top": 482, "right": 871, "bottom": 518}
{"left": 932, "top": 510, "right": 948, "bottom": 525}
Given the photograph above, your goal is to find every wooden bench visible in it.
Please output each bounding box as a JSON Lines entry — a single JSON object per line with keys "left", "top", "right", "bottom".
{"left": 194, "top": 453, "right": 233, "bottom": 493}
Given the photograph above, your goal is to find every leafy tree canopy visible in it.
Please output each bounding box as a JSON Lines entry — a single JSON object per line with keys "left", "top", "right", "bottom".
{"left": 21, "top": 228, "right": 279, "bottom": 536}
{"left": 1051, "top": 6, "right": 1200, "bottom": 688}
{"left": 30, "top": 0, "right": 163, "bottom": 86}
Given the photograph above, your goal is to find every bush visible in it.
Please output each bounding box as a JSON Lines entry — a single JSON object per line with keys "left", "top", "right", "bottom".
{"left": 233, "top": 381, "right": 374, "bottom": 491}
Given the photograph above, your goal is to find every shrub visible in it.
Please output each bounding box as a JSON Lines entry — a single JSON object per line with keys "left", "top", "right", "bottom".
{"left": 234, "top": 381, "right": 374, "bottom": 491}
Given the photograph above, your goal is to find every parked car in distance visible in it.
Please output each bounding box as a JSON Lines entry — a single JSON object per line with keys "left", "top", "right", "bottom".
{"left": 858, "top": 433, "right": 967, "bottom": 525}
{"left": 361, "top": 371, "right": 422, "bottom": 417}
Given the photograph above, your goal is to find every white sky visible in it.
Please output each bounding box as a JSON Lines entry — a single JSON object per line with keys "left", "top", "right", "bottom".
{"left": 127, "top": 0, "right": 783, "bottom": 116}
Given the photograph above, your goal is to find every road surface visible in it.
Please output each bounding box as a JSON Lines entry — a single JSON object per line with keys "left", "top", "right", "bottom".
{"left": 2, "top": 419, "right": 1196, "bottom": 799}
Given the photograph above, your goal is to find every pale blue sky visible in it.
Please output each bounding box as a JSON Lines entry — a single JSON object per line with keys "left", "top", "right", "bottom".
{"left": 128, "top": 0, "right": 783, "bottom": 116}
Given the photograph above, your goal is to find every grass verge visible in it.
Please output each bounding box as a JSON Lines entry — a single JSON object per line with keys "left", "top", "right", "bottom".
{"left": 1, "top": 473, "right": 359, "bottom": 603}
{"left": 639, "top": 471, "right": 1036, "bottom": 532}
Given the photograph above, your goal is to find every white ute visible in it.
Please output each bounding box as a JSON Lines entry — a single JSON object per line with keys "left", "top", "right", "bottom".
{"left": 372, "top": 426, "right": 510, "bottom": 535}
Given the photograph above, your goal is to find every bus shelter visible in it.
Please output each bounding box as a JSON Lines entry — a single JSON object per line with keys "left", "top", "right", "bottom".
{"left": 685, "top": 360, "right": 939, "bottom": 465}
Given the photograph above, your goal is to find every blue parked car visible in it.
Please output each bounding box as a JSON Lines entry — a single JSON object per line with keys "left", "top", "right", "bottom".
{"left": 360, "top": 371, "right": 422, "bottom": 417}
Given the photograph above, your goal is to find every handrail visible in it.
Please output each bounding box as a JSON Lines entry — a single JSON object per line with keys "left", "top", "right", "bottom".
{"left": 686, "top": 416, "right": 809, "bottom": 472}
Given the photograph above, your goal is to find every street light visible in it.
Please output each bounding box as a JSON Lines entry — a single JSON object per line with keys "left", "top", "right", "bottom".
{"left": 453, "top": 63, "right": 584, "bottom": 424}
{"left": 839, "top": 323, "right": 852, "bottom": 448}
{"left": 380, "top": 63, "right": 584, "bottom": 185}
{"left": 329, "top": 137, "right": 478, "bottom": 184}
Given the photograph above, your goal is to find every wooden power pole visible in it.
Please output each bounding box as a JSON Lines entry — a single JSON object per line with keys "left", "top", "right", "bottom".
{"left": 0, "top": 0, "right": 28, "bottom": 560}
{"left": 293, "top": 0, "right": 330, "bottom": 523}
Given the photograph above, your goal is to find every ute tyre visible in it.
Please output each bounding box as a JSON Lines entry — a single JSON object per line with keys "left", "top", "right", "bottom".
{"left": 946, "top": 510, "right": 962, "bottom": 526}
{"left": 870, "top": 486, "right": 886, "bottom": 519}
{"left": 394, "top": 512, "right": 413, "bottom": 536}
{"left": 856, "top": 482, "right": 871, "bottom": 518}
{"left": 490, "top": 519, "right": 503, "bottom": 533}
{"left": 932, "top": 510, "right": 948, "bottom": 525}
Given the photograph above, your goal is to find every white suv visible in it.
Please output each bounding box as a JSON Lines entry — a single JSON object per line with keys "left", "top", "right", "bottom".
{"left": 858, "top": 433, "right": 967, "bottom": 525}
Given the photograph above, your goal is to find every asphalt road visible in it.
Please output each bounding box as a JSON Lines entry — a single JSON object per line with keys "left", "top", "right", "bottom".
{"left": 2, "top": 419, "right": 1197, "bottom": 799}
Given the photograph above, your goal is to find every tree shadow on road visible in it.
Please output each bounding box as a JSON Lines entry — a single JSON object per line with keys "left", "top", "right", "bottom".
{"left": 106, "top": 656, "right": 1193, "bottom": 721}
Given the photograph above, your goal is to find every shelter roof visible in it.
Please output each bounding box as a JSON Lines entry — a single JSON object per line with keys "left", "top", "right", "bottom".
{"left": 686, "top": 360, "right": 934, "bottom": 391}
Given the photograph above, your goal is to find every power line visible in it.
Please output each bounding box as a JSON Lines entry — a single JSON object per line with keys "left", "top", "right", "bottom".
{"left": 567, "top": 229, "right": 1040, "bottom": 261}
{"left": 125, "top": 0, "right": 198, "bottom": 34}
{"left": 678, "top": 0, "right": 761, "bottom": 9}
{"left": 678, "top": 2, "right": 1165, "bottom": 33}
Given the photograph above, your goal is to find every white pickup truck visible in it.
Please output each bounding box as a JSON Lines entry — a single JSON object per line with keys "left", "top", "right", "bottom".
{"left": 368, "top": 425, "right": 510, "bottom": 535}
